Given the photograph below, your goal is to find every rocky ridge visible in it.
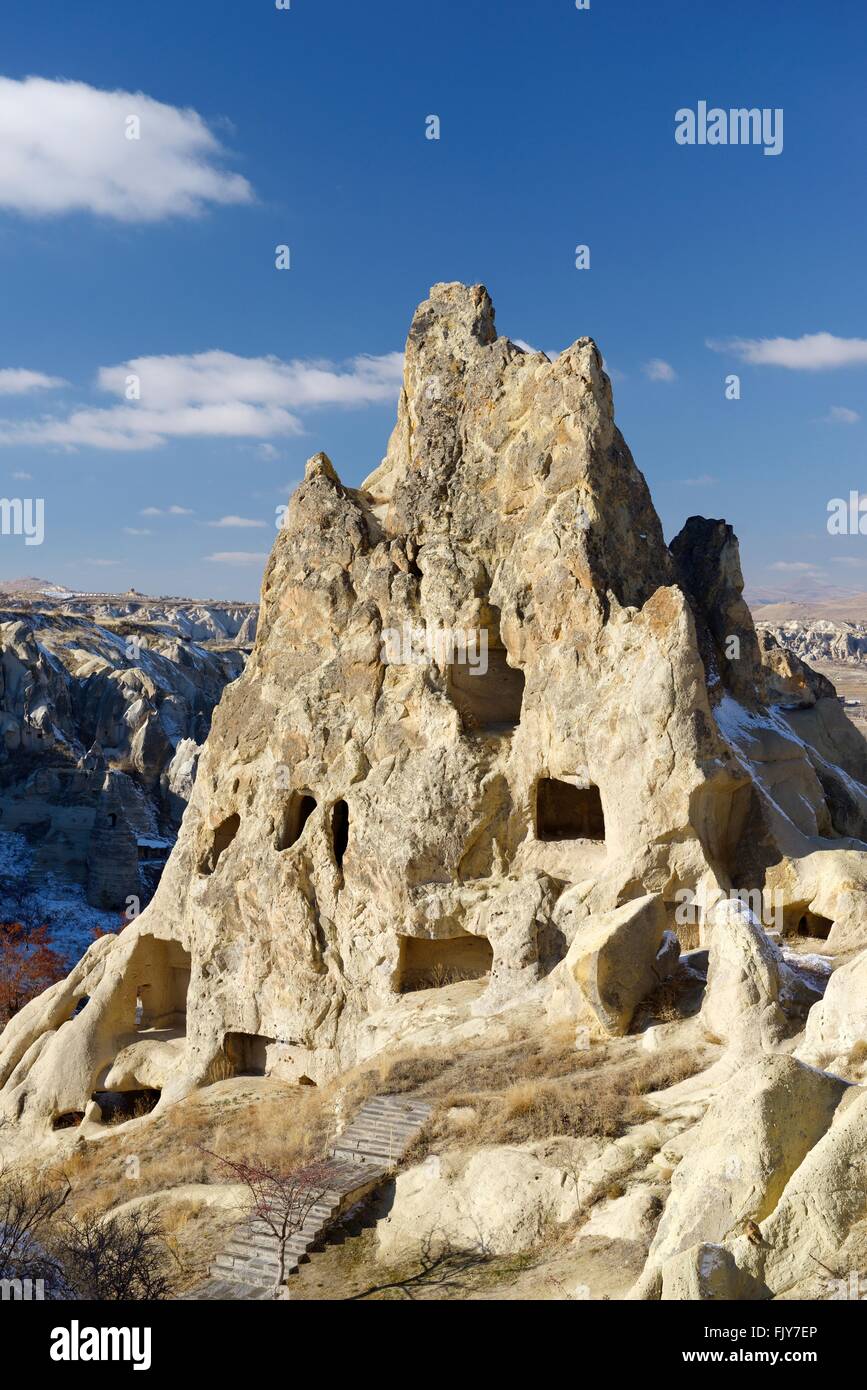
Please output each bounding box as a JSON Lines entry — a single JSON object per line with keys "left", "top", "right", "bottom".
{"left": 4, "top": 283, "right": 867, "bottom": 1301}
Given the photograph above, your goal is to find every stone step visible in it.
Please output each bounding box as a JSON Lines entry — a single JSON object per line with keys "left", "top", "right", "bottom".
{"left": 206, "top": 1092, "right": 433, "bottom": 1290}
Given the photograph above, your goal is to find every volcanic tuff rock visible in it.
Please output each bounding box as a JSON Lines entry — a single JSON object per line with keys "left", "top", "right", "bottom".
{"left": 0, "top": 599, "right": 250, "bottom": 911}
{"left": 4, "top": 282, "right": 867, "bottom": 1168}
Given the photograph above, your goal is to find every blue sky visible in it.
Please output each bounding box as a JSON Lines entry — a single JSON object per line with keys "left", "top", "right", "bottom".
{"left": 0, "top": 0, "right": 866, "bottom": 601}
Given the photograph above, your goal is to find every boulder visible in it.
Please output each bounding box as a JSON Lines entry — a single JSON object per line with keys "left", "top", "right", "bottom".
{"left": 799, "top": 949, "right": 867, "bottom": 1066}
{"left": 633, "top": 1054, "right": 847, "bottom": 1295}
{"left": 547, "top": 894, "right": 667, "bottom": 1035}
{"left": 701, "top": 899, "right": 789, "bottom": 1050}
{"left": 376, "top": 1146, "right": 581, "bottom": 1261}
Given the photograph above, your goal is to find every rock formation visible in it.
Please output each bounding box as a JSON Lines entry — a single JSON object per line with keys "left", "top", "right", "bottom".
{"left": 4, "top": 283, "right": 867, "bottom": 1301}
{"left": 0, "top": 599, "right": 250, "bottom": 928}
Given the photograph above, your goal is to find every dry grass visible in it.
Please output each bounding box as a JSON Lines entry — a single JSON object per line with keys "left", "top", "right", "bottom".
{"left": 386, "top": 1033, "right": 704, "bottom": 1160}
{"left": 28, "top": 1017, "right": 703, "bottom": 1292}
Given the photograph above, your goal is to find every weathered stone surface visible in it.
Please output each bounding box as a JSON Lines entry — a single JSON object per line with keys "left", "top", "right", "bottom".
{"left": 701, "top": 899, "right": 790, "bottom": 1051}
{"left": 547, "top": 894, "right": 667, "bottom": 1035}
{"left": 633, "top": 1055, "right": 847, "bottom": 1296}
{"left": 660, "top": 1242, "right": 768, "bottom": 1301}
{"left": 376, "top": 1146, "right": 581, "bottom": 1260}
{"left": 4, "top": 280, "right": 867, "bottom": 1166}
{"left": 85, "top": 772, "right": 141, "bottom": 910}
{"left": 798, "top": 948, "right": 867, "bottom": 1066}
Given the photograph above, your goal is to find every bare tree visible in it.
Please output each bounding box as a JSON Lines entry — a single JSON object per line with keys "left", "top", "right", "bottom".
{"left": 203, "top": 1149, "right": 332, "bottom": 1287}
{"left": 53, "top": 1209, "right": 174, "bottom": 1301}
{"left": 0, "top": 1163, "right": 70, "bottom": 1292}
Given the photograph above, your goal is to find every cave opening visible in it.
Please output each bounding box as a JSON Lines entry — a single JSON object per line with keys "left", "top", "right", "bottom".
{"left": 276, "top": 792, "right": 317, "bottom": 851}
{"left": 397, "top": 932, "right": 494, "bottom": 992}
{"left": 332, "top": 799, "right": 349, "bottom": 870}
{"left": 199, "top": 812, "right": 240, "bottom": 875}
{"left": 448, "top": 647, "right": 525, "bottom": 733}
{"left": 535, "top": 778, "right": 605, "bottom": 841}
{"left": 223, "top": 1031, "right": 274, "bottom": 1077}
{"left": 133, "top": 938, "right": 191, "bottom": 1032}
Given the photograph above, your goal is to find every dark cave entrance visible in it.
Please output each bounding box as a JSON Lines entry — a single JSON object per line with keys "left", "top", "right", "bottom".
{"left": 332, "top": 799, "right": 349, "bottom": 870}
{"left": 223, "top": 1031, "right": 275, "bottom": 1077}
{"left": 199, "top": 812, "right": 240, "bottom": 875}
{"left": 535, "top": 778, "right": 605, "bottom": 841}
{"left": 276, "top": 792, "right": 317, "bottom": 850}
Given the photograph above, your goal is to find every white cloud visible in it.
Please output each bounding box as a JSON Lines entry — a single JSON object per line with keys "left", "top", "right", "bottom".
{"left": 0, "top": 368, "right": 67, "bottom": 395}
{"left": 642, "top": 358, "right": 677, "bottom": 382}
{"left": 123, "top": 526, "right": 152, "bottom": 536}
{"left": 708, "top": 332, "right": 867, "bottom": 371}
{"left": 139, "top": 504, "right": 194, "bottom": 516}
{"left": 204, "top": 551, "right": 267, "bottom": 566}
{"left": 11, "top": 470, "right": 31, "bottom": 479}
{"left": 0, "top": 76, "right": 253, "bottom": 221}
{"left": 823, "top": 405, "right": 860, "bottom": 424}
{"left": 86, "top": 558, "right": 120, "bottom": 567}
{"left": 830, "top": 556, "right": 867, "bottom": 567}
{"left": 206, "top": 515, "right": 267, "bottom": 528}
{"left": 0, "top": 350, "right": 404, "bottom": 451}
{"left": 679, "top": 473, "right": 718, "bottom": 487}
{"left": 768, "top": 561, "right": 825, "bottom": 573}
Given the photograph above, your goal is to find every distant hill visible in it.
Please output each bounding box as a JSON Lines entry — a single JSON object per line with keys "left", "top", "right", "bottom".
{"left": 751, "top": 595, "right": 867, "bottom": 624}
{"left": 0, "top": 575, "right": 73, "bottom": 594}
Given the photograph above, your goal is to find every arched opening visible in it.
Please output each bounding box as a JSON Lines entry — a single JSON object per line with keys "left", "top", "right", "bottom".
{"left": 132, "top": 938, "right": 191, "bottom": 1032}
{"left": 92, "top": 1089, "right": 161, "bottom": 1125}
{"left": 276, "top": 792, "right": 317, "bottom": 851}
{"left": 797, "top": 911, "right": 833, "bottom": 940}
{"left": 332, "top": 799, "right": 349, "bottom": 870}
{"left": 199, "top": 813, "right": 240, "bottom": 875}
{"left": 535, "top": 778, "right": 605, "bottom": 841}
{"left": 52, "top": 1111, "right": 85, "bottom": 1131}
{"left": 448, "top": 647, "right": 525, "bottom": 733}
{"left": 781, "top": 902, "right": 834, "bottom": 940}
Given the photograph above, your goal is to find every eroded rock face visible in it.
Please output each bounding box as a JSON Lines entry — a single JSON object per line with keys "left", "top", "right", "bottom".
{"left": 3, "top": 281, "right": 867, "bottom": 1137}
{"left": 634, "top": 1054, "right": 847, "bottom": 1298}
{"left": 547, "top": 894, "right": 667, "bottom": 1036}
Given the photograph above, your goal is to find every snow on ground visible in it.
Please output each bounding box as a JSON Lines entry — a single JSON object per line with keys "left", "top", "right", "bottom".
{"left": 0, "top": 830, "right": 120, "bottom": 965}
{"left": 782, "top": 948, "right": 833, "bottom": 976}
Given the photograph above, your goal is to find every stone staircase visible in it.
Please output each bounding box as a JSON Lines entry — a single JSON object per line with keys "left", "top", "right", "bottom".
{"left": 184, "top": 1094, "right": 432, "bottom": 1300}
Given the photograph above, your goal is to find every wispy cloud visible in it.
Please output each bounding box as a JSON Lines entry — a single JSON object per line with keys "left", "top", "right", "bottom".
{"left": 123, "top": 526, "right": 152, "bottom": 536}
{"left": 206, "top": 515, "right": 267, "bottom": 529}
{"left": 768, "top": 561, "right": 826, "bottom": 574}
{"left": 830, "top": 556, "right": 867, "bottom": 568}
{"left": 708, "top": 332, "right": 867, "bottom": 370}
{"left": 11, "top": 469, "right": 31, "bottom": 480}
{"left": 140, "top": 505, "right": 194, "bottom": 516}
{"left": 642, "top": 358, "right": 677, "bottom": 382}
{"left": 0, "top": 368, "right": 67, "bottom": 395}
{"left": 679, "top": 473, "right": 718, "bottom": 487}
{"left": 0, "top": 350, "right": 404, "bottom": 451}
{"left": 0, "top": 76, "right": 253, "bottom": 221}
{"left": 204, "top": 551, "right": 267, "bottom": 566}
{"left": 822, "top": 405, "right": 860, "bottom": 424}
